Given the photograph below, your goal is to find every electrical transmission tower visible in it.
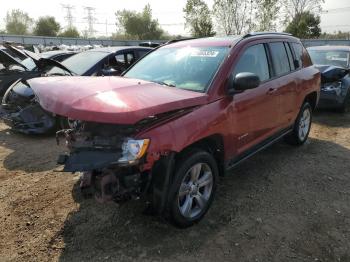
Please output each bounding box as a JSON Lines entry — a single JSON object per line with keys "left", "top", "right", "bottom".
{"left": 84, "top": 6, "right": 96, "bottom": 38}
{"left": 61, "top": 4, "right": 75, "bottom": 29}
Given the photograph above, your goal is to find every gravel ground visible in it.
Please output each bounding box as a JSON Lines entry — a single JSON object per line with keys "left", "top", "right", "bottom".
{"left": 0, "top": 111, "right": 349, "bottom": 262}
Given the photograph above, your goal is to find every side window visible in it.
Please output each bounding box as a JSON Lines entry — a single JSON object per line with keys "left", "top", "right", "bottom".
{"left": 138, "top": 50, "right": 150, "bottom": 59}
{"left": 292, "top": 43, "right": 303, "bottom": 69}
{"left": 284, "top": 43, "right": 295, "bottom": 71}
{"left": 269, "top": 42, "right": 291, "bottom": 76}
{"left": 233, "top": 44, "right": 270, "bottom": 82}
{"left": 126, "top": 52, "right": 135, "bottom": 65}
{"left": 107, "top": 51, "right": 135, "bottom": 72}
{"left": 115, "top": 54, "right": 125, "bottom": 64}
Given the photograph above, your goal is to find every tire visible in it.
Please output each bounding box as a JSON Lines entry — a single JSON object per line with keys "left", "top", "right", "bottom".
{"left": 285, "top": 102, "right": 312, "bottom": 146}
{"left": 167, "top": 149, "right": 218, "bottom": 228}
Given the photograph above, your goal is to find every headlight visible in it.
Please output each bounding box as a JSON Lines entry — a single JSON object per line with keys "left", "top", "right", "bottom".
{"left": 118, "top": 138, "right": 150, "bottom": 164}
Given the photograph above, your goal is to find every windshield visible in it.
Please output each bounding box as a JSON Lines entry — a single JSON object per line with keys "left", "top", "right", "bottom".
{"left": 125, "top": 46, "right": 230, "bottom": 92}
{"left": 46, "top": 51, "right": 108, "bottom": 75}
{"left": 308, "top": 50, "right": 350, "bottom": 68}
{"left": 21, "top": 57, "right": 36, "bottom": 71}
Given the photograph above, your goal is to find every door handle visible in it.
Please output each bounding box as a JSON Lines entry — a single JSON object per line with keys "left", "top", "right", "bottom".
{"left": 267, "top": 88, "right": 277, "bottom": 95}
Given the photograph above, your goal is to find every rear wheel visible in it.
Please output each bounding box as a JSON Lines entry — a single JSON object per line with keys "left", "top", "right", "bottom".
{"left": 167, "top": 149, "right": 218, "bottom": 228}
{"left": 285, "top": 102, "right": 312, "bottom": 145}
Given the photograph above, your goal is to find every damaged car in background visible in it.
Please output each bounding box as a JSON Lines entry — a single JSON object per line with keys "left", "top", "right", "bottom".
{"left": 0, "top": 42, "right": 76, "bottom": 97}
{"left": 308, "top": 46, "right": 350, "bottom": 112}
{"left": 0, "top": 46, "right": 151, "bottom": 134}
{"left": 30, "top": 33, "right": 320, "bottom": 227}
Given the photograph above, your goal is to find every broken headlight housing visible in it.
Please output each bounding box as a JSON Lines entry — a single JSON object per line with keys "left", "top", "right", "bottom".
{"left": 322, "top": 81, "right": 342, "bottom": 95}
{"left": 118, "top": 138, "right": 150, "bottom": 164}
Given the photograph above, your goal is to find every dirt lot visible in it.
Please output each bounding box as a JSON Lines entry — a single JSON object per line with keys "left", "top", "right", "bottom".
{"left": 0, "top": 111, "right": 349, "bottom": 262}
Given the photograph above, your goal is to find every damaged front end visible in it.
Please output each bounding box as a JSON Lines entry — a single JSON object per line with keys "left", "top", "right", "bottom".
{"left": 316, "top": 65, "right": 350, "bottom": 109}
{"left": 56, "top": 121, "right": 151, "bottom": 203}
{"left": 1, "top": 80, "right": 57, "bottom": 134}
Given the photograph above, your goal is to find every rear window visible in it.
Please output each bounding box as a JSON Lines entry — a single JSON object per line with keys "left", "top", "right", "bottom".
{"left": 308, "top": 50, "right": 350, "bottom": 68}
{"left": 269, "top": 42, "right": 290, "bottom": 76}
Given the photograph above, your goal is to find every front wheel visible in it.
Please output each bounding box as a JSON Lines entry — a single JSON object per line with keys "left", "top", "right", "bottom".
{"left": 285, "top": 102, "right": 312, "bottom": 146}
{"left": 167, "top": 149, "right": 218, "bottom": 228}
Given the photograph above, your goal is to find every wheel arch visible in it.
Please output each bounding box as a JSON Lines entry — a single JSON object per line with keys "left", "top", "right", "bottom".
{"left": 175, "top": 134, "right": 225, "bottom": 176}
{"left": 303, "top": 91, "right": 318, "bottom": 111}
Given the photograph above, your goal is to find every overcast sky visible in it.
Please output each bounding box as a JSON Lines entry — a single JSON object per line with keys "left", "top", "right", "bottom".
{"left": 0, "top": 0, "right": 349, "bottom": 37}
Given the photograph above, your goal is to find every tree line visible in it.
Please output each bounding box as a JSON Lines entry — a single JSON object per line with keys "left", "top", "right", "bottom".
{"left": 1, "top": 9, "right": 80, "bottom": 37}
{"left": 184, "top": 0, "right": 324, "bottom": 38}
{"left": 1, "top": 0, "right": 347, "bottom": 40}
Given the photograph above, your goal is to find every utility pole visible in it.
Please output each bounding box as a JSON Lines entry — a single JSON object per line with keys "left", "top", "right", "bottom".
{"left": 61, "top": 4, "right": 75, "bottom": 29}
{"left": 84, "top": 6, "right": 96, "bottom": 38}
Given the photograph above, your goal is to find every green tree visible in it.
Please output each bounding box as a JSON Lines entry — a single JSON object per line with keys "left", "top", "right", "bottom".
{"left": 34, "top": 16, "right": 60, "bottom": 36}
{"left": 5, "top": 9, "right": 33, "bottom": 35}
{"left": 255, "top": 0, "right": 280, "bottom": 31}
{"left": 59, "top": 27, "right": 80, "bottom": 38}
{"left": 285, "top": 11, "right": 321, "bottom": 38}
{"left": 183, "top": 0, "right": 215, "bottom": 37}
{"left": 116, "top": 4, "right": 164, "bottom": 40}
{"left": 212, "top": 0, "right": 253, "bottom": 35}
{"left": 282, "top": 0, "right": 324, "bottom": 24}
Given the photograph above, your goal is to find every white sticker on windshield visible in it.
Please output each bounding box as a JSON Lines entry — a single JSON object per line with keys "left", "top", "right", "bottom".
{"left": 190, "top": 50, "right": 219, "bottom": 57}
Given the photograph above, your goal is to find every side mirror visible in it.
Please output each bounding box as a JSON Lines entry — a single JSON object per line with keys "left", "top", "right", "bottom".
{"left": 228, "top": 72, "right": 260, "bottom": 95}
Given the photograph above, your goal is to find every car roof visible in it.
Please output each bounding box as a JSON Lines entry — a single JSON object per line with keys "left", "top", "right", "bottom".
{"left": 165, "top": 33, "right": 300, "bottom": 48}
{"left": 88, "top": 46, "right": 152, "bottom": 53}
{"left": 307, "top": 45, "right": 350, "bottom": 52}
{"left": 40, "top": 50, "right": 77, "bottom": 57}
{"left": 166, "top": 36, "right": 241, "bottom": 47}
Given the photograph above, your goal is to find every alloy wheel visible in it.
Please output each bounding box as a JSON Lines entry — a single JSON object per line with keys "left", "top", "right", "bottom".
{"left": 298, "top": 108, "right": 311, "bottom": 141}
{"left": 178, "top": 163, "right": 213, "bottom": 218}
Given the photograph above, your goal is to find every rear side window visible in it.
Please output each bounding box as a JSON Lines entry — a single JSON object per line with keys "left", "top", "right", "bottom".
{"left": 284, "top": 43, "right": 296, "bottom": 71}
{"left": 233, "top": 44, "right": 270, "bottom": 82}
{"left": 292, "top": 43, "right": 303, "bottom": 69}
{"left": 269, "top": 42, "right": 290, "bottom": 76}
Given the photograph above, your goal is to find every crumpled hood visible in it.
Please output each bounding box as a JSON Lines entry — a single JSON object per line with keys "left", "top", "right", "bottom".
{"left": 30, "top": 76, "right": 208, "bottom": 124}
{"left": 314, "top": 65, "right": 349, "bottom": 83}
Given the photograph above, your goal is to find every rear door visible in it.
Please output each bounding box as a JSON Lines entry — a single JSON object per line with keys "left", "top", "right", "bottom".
{"left": 230, "top": 43, "right": 280, "bottom": 154}
{"left": 267, "top": 41, "right": 297, "bottom": 128}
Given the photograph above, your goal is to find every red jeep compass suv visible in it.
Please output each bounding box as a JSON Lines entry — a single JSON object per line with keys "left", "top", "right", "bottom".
{"left": 30, "top": 33, "right": 320, "bottom": 227}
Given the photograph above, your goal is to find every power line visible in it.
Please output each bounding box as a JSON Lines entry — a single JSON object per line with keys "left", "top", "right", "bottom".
{"left": 84, "top": 6, "right": 96, "bottom": 37}
{"left": 321, "top": 6, "right": 350, "bottom": 14}
{"left": 61, "top": 4, "right": 75, "bottom": 29}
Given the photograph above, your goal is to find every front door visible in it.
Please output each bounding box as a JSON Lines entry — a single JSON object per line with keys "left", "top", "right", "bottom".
{"left": 229, "top": 43, "right": 280, "bottom": 155}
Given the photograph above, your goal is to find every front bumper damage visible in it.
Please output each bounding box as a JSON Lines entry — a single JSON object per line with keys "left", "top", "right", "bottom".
{"left": 1, "top": 80, "right": 57, "bottom": 134}
{"left": 318, "top": 84, "right": 349, "bottom": 109}
{"left": 56, "top": 122, "right": 151, "bottom": 204}
{"left": 1, "top": 103, "right": 57, "bottom": 134}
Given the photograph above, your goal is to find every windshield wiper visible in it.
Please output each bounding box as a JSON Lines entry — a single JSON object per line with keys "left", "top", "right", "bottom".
{"left": 153, "top": 80, "right": 176, "bottom": 87}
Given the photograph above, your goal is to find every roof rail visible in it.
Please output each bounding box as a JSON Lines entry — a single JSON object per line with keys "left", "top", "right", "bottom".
{"left": 243, "top": 32, "right": 292, "bottom": 38}
{"left": 164, "top": 38, "right": 197, "bottom": 45}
